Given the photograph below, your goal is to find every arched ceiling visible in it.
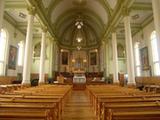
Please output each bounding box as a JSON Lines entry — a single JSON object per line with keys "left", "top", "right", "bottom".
{"left": 4, "top": 0, "right": 153, "bottom": 49}
{"left": 40, "top": 0, "right": 118, "bottom": 49}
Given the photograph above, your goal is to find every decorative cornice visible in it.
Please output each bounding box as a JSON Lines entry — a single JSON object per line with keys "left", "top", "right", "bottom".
{"left": 27, "top": 6, "right": 36, "bottom": 15}
{"left": 27, "top": 0, "right": 57, "bottom": 40}
{"left": 41, "top": 26, "right": 47, "bottom": 33}
{"left": 122, "top": 7, "right": 131, "bottom": 16}
{"left": 4, "top": 11, "right": 26, "bottom": 35}
{"left": 131, "top": 2, "right": 152, "bottom": 11}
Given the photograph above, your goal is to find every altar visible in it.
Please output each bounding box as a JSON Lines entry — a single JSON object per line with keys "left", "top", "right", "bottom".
{"left": 73, "top": 72, "right": 86, "bottom": 90}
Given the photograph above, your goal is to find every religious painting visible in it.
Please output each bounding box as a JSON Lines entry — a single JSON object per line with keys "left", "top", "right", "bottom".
{"left": 34, "top": 43, "right": 41, "bottom": 57}
{"left": 8, "top": 45, "right": 18, "bottom": 70}
{"left": 117, "top": 44, "right": 125, "bottom": 58}
{"left": 140, "top": 47, "right": 150, "bottom": 70}
{"left": 62, "top": 52, "right": 68, "bottom": 65}
{"left": 90, "top": 52, "right": 97, "bottom": 65}
{"left": 33, "top": 42, "right": 47, "bottom": 59}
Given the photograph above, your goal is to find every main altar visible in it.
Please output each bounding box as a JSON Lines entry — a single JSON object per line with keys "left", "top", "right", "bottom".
{"left": 73, "top": 71, "right": 86, "bottom": 90}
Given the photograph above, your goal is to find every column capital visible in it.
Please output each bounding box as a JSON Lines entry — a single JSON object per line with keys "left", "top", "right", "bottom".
{"left": 122, "top": 7, "right": 131, "bottom": 16}
{"left": 41, "top": 26, "right": 48, "bottom": 33}
{"left": 27, "top": 6, "right": 36, "bottom": 15}
{"left": 111, "top": 27, "right": 117, "bottom": 33}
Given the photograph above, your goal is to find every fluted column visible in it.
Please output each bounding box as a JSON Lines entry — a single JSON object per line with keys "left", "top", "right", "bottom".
{"left": 39, "top": 27, "right": 47, "bottom": 84}
{"left": 152, "top": 0, "right": 160, "bottom": 64}
{"left": 112, "top": 32, "right": 119, "bottom": 83}
{"left": 124, "top": 10, "right": 135, "bottom": 84}
{"left": 0, "top": 0, "right": 5, "bottom": 30}
{"left": 22, "top": 7, "right": 35, "bottom": 85}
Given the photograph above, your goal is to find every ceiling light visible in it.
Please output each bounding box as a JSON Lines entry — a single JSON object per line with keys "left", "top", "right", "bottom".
{"left": 132, "top": 14, "right": 139, "bottom": 20}
{"left": 77, "top": 25, "right": 81, "bottom": 29}
{"left": 77, "top": 46, "right": 81, "bottom": 50}
{"left": 77, "top": 38, "right": 82, "bottom": 43}
{"left": 75, "top": 20, "right": 83, "bottom": 29}
{"left": 19, "top": 12, "right": 27, "bottom": 19}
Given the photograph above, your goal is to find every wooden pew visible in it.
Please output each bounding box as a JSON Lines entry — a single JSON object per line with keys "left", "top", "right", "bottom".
{"left": 0, "top": 84, "right": 72, "bottom": 120}
{"left": 0, "top": 103, "right": 56, "bottom": 120}
{"left": 0, "top": 111, "right": 51, "bottom": 120}
{"left": 108, "top": 110, "right": 160, "bottom": 120}
{"left": 102, "top": 102, "right": 160, "bottom": 120}
{"left": 87, "top": 85, "right": 160, "bottom": 120}
{"left": 97, "top": 97, "right": 160, "bottom": 119}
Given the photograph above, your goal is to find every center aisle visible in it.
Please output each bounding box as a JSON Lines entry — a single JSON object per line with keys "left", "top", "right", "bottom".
{"left": 62, "top": 90, "right": 96, "bottom": 120}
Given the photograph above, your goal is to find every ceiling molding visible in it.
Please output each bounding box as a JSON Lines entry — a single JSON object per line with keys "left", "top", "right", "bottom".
{"left": 27, "top": 0, "right": 57, "bottom": 40}
{"left": 131, "top": 2, "right": 152, "bottom": 11}
{"left": 4, "top": 12, "right": 26, "bottom": 35}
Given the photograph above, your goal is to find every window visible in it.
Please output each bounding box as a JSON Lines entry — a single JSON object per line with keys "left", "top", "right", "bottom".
{"left": 17, "top": 41, "right": 24, "bottom": 66}
{"left": 134, "top": 42, "right": 141, "bottom": 76}
{"left": 151, "top": 31, "right": 160, "bottom": 76}
{"left": 0, "top": 29, "right": 7, "bottom": 75}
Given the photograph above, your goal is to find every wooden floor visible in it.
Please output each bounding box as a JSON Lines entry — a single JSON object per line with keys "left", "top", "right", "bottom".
{"left": 62, "top": 90, "right": 96, "bottom": 120}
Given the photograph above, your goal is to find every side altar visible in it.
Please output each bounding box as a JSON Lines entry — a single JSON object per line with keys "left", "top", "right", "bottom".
{"left": 73, "top": 71, "right": 86, "bottom": 90}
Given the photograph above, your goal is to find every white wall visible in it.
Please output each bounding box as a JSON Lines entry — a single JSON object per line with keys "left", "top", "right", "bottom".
{"left": 133, "top": 21, "right": 155, "bottom": 76}
{"left": 2, "top": 19, "right": 25, "bottom": 77}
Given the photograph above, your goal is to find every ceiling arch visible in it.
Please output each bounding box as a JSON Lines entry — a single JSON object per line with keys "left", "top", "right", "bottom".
{"left": 60, "top": 23, "right": 99, "bottom": 49}
{"left": 55, "top": 8, "right": 105, "bottom": 36}
{"left": 50, "top": 0, "right": 108, "bottom": 24}
{"left": 39, "top": 0, "right": 119, "bottom": 49}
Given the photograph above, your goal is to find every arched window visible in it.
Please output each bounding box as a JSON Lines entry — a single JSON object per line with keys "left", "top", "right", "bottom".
{"left": 151, "top": 31, "right": 160, "bottom": 76}
{"left": 0, "top": 29, "right": 8, "bottom": 75}
{"left": 134, "top": 42, "right": 141, "bottom": 76}
{"left": 18, "top": 41, "right": 24, "bottom": 66}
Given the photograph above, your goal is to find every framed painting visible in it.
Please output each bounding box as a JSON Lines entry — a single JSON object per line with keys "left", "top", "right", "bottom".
{"left": 34, "top": 42, "right": 41, "bottom": 57}
{"left": 33, "top": 42, "right": 47, "bottom": 59}
{"left": 62, "top": 52, "right": 68, "bottom": 65}
{"left": 140, "top": 47, "right": 150, "bottom": 70}
{"left": 8, "top": 45, "right": 18, "bottom": 70}
{"left": 90, "top": 52, "right": 97, "bottom": 65}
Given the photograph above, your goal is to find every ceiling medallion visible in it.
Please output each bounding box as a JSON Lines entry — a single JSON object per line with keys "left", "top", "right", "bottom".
{"left": 72, "top": 0, "right": 87, "bottom": 6}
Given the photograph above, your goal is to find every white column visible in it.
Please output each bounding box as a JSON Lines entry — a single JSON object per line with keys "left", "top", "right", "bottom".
{"left": 52, "top": 41, "right": 56, "bottom": 71}
{"left": 39, "top": 27, "right": 47, "bottom": 84}
{"left": 112, "top": 32, "right": 119, "bottom": 83}
{"left": 48, "top": 38, "right": 54, "bottom": 78}
{"left": 152, "top": 0, "right": 160, "bottom": 64}
{"left": 103, "top": 41, "right": 107, "bottom": 78}
{"left": 0, "top": 0, "right": 5, "bottom": 30}
{"left": 105, "top": 42, "right": 108, "bottom": 77}
{"left": 22, "top": 7, "right": 35, "bottom": 85}
{"left": 124, "top": 14, "right": 135, "bottom": 84}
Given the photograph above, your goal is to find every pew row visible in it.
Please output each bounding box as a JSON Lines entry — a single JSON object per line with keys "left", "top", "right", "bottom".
{"left": 0, "top": 84, "right": 72, "bottom": 120}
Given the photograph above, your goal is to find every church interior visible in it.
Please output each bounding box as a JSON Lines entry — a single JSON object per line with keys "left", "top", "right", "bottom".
{"left": 0, "top": 0, "right": 160, "bottom": 119}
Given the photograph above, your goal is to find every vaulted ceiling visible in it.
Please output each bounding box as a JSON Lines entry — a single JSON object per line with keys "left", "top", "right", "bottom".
{"left": 4, "top": 0, "right": 153, "bottom": 50}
